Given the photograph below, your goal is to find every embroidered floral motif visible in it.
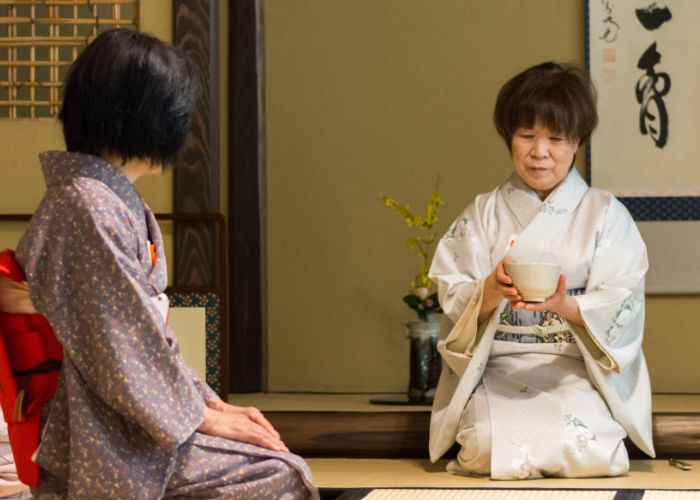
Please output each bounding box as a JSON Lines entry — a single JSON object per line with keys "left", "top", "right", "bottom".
{"left": 564, "top": 414, "right": 597, "bottom": 455}
{"left": 606, "top": 296, "right": 637, "bottom": 344}
{"left": 539, "top": 199, "right": 567, "bottom": 215}
{"left": 540, "top": 310, "right": 563, "bottom": 327}
{"left": 443, "top": 217, "right": 475, "bottom": 243}
{"left": 510, "top": 442, "right": 536, "bottom": 479}
{"left": 446, "top": 283, "right": 459, "bottom": 300}
{"left": 545, "top": 331, "right": 576, "bottom": 343}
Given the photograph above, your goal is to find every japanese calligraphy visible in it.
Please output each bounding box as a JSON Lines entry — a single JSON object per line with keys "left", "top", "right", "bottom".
{"left": 599, "top": 1, "right": 620, "bottom": 43}
{"left": 635, "top": 3, "right": 672, "bottom": 30}
{"left": 635, "top": 42, "right": 670, "bottom": 148}
{"left": 635, "top": 3, "right": 672, "bottom": 149}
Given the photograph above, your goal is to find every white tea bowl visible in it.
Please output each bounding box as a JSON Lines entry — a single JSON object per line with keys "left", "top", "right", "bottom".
{"left": 503, "top": 262, "right": 561, "bottom": 302}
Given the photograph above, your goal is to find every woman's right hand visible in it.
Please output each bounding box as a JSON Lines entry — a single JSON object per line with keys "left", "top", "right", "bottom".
{"left": 198, "top": 406, "right": 289, "bottom": 452}
{"left": 478, "top": 257, "right": 522, "bottom": 322}
{"left": 492, "top": 257, "right": 522, "bottom": 303}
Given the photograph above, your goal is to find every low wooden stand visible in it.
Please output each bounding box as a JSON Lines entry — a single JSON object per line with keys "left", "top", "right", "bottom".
{"left": 266, "top": 411, "right": 700, "bottom": 459}
{"left": 229, "top": 393, "right": 700, "bottom": 459}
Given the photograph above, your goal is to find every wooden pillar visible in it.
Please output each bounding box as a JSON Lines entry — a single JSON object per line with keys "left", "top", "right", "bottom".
{"left": 173, "top": 0, "right": 229, "bottom": 396}
{"left": 173, "top": 0, "right": 220, "bottom": 287}
{"left": 229, "top": 0, "right": 266, "bottom": 392}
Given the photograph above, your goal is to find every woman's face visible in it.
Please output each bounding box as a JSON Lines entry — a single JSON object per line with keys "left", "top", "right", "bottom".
{"left": 510, "top": 121, "right": 579, "bottom": 200}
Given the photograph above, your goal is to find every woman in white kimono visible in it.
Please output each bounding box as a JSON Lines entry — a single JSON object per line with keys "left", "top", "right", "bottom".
{"left": 429, "top": 62, "right": 654, "bottom": 480}
{"left": 13, "top": 29, "right": 317, "bottom": 498}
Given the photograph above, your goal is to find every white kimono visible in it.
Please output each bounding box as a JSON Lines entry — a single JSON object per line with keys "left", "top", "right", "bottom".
{"left": 429, "top": 168, "right": 654, "bottom": 479}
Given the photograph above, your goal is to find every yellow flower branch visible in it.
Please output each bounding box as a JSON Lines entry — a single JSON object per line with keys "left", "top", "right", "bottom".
{"left": 380, "top": 175, "right": 444, "bottom": 319}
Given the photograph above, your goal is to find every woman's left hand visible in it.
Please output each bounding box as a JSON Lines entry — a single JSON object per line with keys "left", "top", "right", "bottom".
{"left": 207, "top": 398, "right": 285, "bottom": 448}
{"left": 511, "top": 274, "right": 583, "bottom": 325}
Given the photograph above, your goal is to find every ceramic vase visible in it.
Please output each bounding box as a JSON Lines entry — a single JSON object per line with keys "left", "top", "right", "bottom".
{"left": 404, "top": 316, "right": 442, "bottom": 403}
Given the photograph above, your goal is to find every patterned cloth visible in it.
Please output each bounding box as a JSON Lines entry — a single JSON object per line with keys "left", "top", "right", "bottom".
{"left": 16, "top": 152, "right": 317, "bottom": 499}
{"left": 449, "top": 341, "right": 629, "bottom": 479}
{"left": 494, "top": 288, "right": 585, "bottom": 344}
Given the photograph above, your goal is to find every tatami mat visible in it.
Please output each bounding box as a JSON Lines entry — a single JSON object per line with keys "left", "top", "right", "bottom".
{"left": 362, "top": 490, "right": 617, "bottom": 499}
{"left": 351, "top": 490, "right": 700, "bottom": 499}
{"left": 643, "top": 492, "right": 700, "bottom": 499}
{"left": 308, "top": 459, "right": 700, "bottom": 490}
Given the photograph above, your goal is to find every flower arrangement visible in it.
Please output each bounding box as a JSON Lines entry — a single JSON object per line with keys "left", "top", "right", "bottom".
{"left": 380, "top": 176, "right": 444, "bottom": 321}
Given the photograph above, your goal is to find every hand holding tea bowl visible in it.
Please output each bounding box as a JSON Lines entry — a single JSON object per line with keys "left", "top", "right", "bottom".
{"left": 480, "top": 257, "right": 583, "bottom": 325}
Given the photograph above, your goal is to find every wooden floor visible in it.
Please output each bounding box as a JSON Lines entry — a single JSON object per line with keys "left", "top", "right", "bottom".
{"left": 229, "top": 393, "right": 700, "bottom": 459}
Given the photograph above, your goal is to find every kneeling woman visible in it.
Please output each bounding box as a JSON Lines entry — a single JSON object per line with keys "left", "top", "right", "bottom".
{"left": 16, "top": 29, "right": 317, "bottom": 498}
{"left": 429, "top": 62, "right": 654, "bottom": 479}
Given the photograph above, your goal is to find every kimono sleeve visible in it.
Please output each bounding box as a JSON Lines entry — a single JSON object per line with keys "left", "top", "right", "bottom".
{"left": 430, "top": 199, "right": 495, "bottom": 375}
{"left": 571, "top": 196, "right": 648, "bottom": 373}
{"left": 23, "top": 184, "right": 205, "bottom": 451}
{"left": 435, "top": 280, "right": 490, "bottom": 377}
{"left": 429, "top": 200, "right": 493, "bottom": 324}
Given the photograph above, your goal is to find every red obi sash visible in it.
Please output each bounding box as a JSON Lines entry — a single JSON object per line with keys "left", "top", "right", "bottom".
{"left": 0, "top": 249, "right": 63, "bottom": 487}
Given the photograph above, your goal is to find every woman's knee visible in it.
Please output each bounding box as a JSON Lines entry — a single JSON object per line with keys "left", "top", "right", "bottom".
{"left": 266, "top": 457, "right": 308, "bottom": 495}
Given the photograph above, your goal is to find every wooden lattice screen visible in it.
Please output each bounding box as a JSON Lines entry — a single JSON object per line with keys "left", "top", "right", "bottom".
{"left": 0, "top": 0, "right": 138, "bottom": 119}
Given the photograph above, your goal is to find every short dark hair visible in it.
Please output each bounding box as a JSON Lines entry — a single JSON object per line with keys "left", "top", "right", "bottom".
{"left": 59, "top": 28, "right": 199, "bottom": 166}
{"left": 493, "top": 62, "right": 597, "bottom": 148}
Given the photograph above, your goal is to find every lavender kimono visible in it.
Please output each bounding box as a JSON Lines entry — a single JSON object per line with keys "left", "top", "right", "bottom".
{"left": 16, "top": 152, "right": 317, "bottom": 499}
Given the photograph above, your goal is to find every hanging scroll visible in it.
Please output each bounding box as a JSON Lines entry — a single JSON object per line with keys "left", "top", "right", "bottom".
{"left": 587, "top": 1, "right": 700, "bottom": 292}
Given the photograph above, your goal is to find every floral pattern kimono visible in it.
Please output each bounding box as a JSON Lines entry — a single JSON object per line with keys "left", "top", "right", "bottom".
{"left": 428, "top": 168, "right": 654, "bottom": 480}
{"left": 15, "top": 152, "right": 318, "bottom": 499}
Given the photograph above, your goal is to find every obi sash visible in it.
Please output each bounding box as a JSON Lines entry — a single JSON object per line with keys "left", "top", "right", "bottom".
{"left": 0, "top": 249, "right": 63, "bottom": 487}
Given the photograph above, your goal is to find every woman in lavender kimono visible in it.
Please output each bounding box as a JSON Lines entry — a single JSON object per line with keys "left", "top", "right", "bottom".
{"left": 429, "top": 62, "right": 654, "bottom": 479}
{"left": 15, "top": 29, "right": 317, "bottom": 499}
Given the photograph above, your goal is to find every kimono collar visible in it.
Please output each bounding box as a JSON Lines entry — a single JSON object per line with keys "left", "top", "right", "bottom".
{"left": 39, "top": 151, "right": 146, "bottom": 219}
{"left": 500, "top": 167, "right": 589, "bottom": 230}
